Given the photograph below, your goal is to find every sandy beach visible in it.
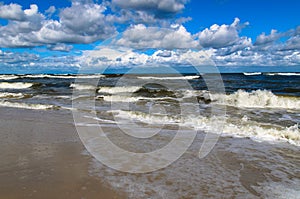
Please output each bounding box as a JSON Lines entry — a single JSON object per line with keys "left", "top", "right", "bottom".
{"left": 1, "top": 106, "right": 299, "bottom": 198}
{"left": 0, "top": 107, "right": 125, "bottom": 199}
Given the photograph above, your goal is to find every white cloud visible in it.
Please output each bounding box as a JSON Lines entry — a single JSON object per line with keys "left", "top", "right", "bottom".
{"left": 0, "top": 3, "right": 25, "bottom": 21}
{"left": 59, "top": 2, "right": 115, "bottom": 39}
{"left": 112, "top": 0, "right": 188, "bottom": 14}
{"left": 0, "top": 2, "right": 116, "bottom": 48}
{"left": 282, "top": 36, "right": 300, "bottom": 50}
{"left": 198, "top": 18, "right": 249, "bottom": 49}
{"left": 47, "top": 43, "right": 73, "bottom": 52}
{"left": 24, "top": 4, "right": 38, "bottom": 16}
{"left": 254, "top": 29, "right": 283, "bottom": 46}
{"left": 45, "top": 6, "right": 56, "bottom": 17}
{"left": 81, "top": 46, "right": 214, "bottom": 69}
{"left": 114, "top": 24, "right": 199, "bottom": 49}
{"left": 0, "top": 1, "right": 299, "bottom": 69}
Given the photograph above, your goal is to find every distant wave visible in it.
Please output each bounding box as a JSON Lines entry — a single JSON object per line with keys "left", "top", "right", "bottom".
{"left": 0, "top": 75, "right": 19, "bottom": 80}
{"left": 0, "top": 82, "right": 33, "bottom": 89}
{"left": 21, "top": 74, "right": 106, "bottom": 79}
{"left": 209, "top": 90, "right": 300, "bottom": 110}
{"left": 112, "top": 110, "right": 300, "bottom": 146}
{"left": 243, "top": 72, "right": 262, "bottom": 76}
{"left": 265, "top": 73, "right": 300, "bottom": 76}
{"left": 137, "top": 75, "right": 199, "bottom": 80}
{"left": 0, "top": 101, "right": 56, "bottom": 110}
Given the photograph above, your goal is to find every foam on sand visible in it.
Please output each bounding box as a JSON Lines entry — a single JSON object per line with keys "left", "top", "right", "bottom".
{"left": 0, "top": 101, "right": 56, "bottom": 110}
{"left": 112, "top": 110, "right": 300, "bottom": 146}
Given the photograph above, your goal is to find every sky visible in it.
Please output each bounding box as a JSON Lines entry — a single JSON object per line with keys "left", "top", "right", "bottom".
{"left": 0, "top": 0, "right": 300, "bottom": 74}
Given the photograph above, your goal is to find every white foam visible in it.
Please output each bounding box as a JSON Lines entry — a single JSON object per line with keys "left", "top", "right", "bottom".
{"left": 0, "top": 82, "right": 33, "bottom": 89}
{"left": 98, "top": 86, "right": 141, "bottom": 94}
{"left": 0, "top": 101, "right": 56, "bottom": 110}
{"left": 266, "top": 73, "right": 300, "bottom": 76}
{"left": 112, "top": 110, "right": 179, "bottom": 124}
{"left": 137, "top": 76, "right": 199, "bottom": 80}
{"left": 243, "top": 72, "right": 262, "bottom": 76}
{"left": 22, "top": 74, "right": 106, "bottom": 79}
{"left": 0, "top": 92, "right": 25, "bottom": 98}
{"left": 102, "top": 95, "right": 143, "bottom": 102}
{"left": 0, "top": 75, "right": 19, "bottom": 80}
{"left": 70, "top": 83, "right": 96, "bottom": 90}
{"left": 210, "top": 90, "right": 300, "bottom": 110}
{"left": 112, "top": 110, "right": 300, "bottom": 146}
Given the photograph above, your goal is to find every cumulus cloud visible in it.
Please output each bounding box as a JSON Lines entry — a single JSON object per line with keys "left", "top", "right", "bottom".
{"left": 47, "top": 43, "right": 73, "bottom": 52}
{"left": 114, "top": 24, "right": 199, "bottom": 49}
{"left": 111, "top": 0, "right": 188, "bottom": 15}
{"left": 0, "top": 50, "right": 79, "bottom": 72}
{"left": 198, "top": 18, "right": 249, "bottom": 49}
{"left": 59, "top": 2, "right": 115, "bottom": 39}
{"left": 45, "top": 6, "right": 56, "bottom": 17}
{"left": 0, "top": 0, "right": 299, "bottom": 69}
{"left": 254, "top": 29, "right": 283, "bottom": 46}
{"left": 0, "top": 3, "right": 26, "bottom": 21}
{"left": 0, "top": 51, "right": 39, "bottom": 64}
{"left": 282, "top": 36, "right": 300, "bottom": 51}
{"left": 0, "top": 2, "right": 115, "bottom": 48}
{"left": 81, "top": 47, "right": 214, "bottom": 69}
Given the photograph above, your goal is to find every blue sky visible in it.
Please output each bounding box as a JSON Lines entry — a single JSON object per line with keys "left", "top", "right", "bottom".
{"left": 0, "top": 0, "right": 300, "bottom": 74}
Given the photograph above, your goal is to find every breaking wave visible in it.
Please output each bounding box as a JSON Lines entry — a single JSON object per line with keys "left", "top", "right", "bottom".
{"left": 98, "top": 86, "right": 141, "bottom": 94}
{"left": 70, "top": 83, "right": 96, "bottom": 90}
{"left": 265, "top": 73, "right": 300, "bottom": 76}
{"left": 243, "top": 72, "right": 262, "bottom": 76}
{"left": 21, "top": 74, "right": 106, "bottom": 79}
{"left": 0, "top": 75, "right": 19, "bottom": 80}
{"left": 0, "top": 92, "right": 27, "bottom": 99}
{"left": 209, "top": 90, "right": 300, "bottom": 110}
{"left": 0, "top": 82, "right": 34, "bottom": 89}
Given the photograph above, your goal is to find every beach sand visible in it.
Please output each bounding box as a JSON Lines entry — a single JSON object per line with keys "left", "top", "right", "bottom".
{"left": 0, "top": 108, "right": 125, "bottom": 199}
{"left": 0, "top": 107, "right": 299, "bottom": 198}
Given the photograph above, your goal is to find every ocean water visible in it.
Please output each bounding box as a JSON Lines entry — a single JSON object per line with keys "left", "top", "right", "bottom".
{"left": 1, "top": 73, "right": 299, "bottom": 198}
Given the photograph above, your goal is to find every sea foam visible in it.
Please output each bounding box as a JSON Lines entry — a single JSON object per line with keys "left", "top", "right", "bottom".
{"left": 0, "top": 82, "right": 33, "bottom": 89}
{"left": 98, "top": 86, "right": 141, "bottom": 94}
{"left": 210, "top": 90, "right": 300, "bottom": 110}
{"left": 0, "top": 101, "right": 56, "bottom": 110}
{"left": 112, "top": 110, "right": 300, "bottom": 146}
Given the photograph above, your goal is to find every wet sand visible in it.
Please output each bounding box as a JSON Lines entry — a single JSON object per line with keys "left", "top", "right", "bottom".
{"left": 0, "top": 108, "right": 125, "bottom": 199}
{"left": 0, "top": 107, "right": 299, "bottom": 198}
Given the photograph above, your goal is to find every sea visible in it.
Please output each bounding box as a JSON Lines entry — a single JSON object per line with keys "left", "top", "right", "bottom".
{"left": 0, "top": 72, "right": 299, "bottom": 198}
